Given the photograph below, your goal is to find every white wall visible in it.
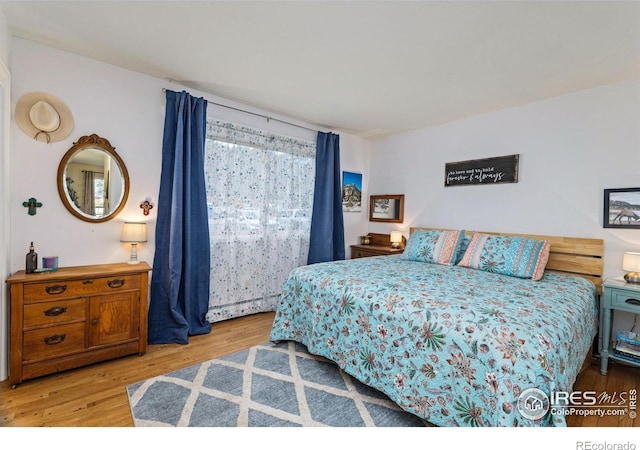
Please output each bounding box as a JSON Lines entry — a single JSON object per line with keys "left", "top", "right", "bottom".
{"left": 0, "top": 7, "right": 10, "bottom": 64}
{"left": 11, "top": 38, "right": 166, "bottom": 270}
{"left": 369, "top": 78, "right": 640, "bottom": 336}
{"left": 9, "top": 38, "right": 370, "bottom": 273}
{"left": 0, "top": 8, "right": 11, "bottom": 381}
{"left": 341, "top": 133, "right": 371, "bottom": 256}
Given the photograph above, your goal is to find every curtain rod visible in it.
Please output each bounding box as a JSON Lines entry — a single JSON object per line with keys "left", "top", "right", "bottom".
{"left": 162, "top": 88, "right": 320, "bottom": 134}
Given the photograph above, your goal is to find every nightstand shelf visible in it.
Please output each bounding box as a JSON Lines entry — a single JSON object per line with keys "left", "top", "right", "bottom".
{"left": 350, "top": 244, "right": 404, "bottom": 259}
{"left": 350, "top": 232, "right": 405, "bottom": 259}
{"left": 600, "top": 278, "right": 640, "bottom": 375}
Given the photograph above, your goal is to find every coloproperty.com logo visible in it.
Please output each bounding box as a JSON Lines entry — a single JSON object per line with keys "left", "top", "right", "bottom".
{"left": 517, "top": 387, "right": 637, "bottom": 420}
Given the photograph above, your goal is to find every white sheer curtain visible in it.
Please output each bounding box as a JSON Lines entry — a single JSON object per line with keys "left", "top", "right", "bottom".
{"left": 82, "top": 170, "right": 96, "bottom": 215}
{"left": 204, "top": 120, "right": 315, "bottom": 322}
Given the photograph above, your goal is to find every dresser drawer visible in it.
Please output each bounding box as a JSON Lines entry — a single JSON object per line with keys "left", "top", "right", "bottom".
{"left": 23, "top": 275, "right": 141, "bottom": 303}
{"left": 352, "top": 249, "right": 369, "bottom": 258}
{"left": 609, "top": 288, "right": 640, "bottom": 312}
{"left": 23, "top": 322, "right": 86, "bottom": 361}
{"left": 350, "top": 244, "right": 403, "bottom": 259}
{"left": 24, "top": 299, "right": 86, "bottom": 328}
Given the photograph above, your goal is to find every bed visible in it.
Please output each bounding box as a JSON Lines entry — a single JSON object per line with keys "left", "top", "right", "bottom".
{"left": 269, "top": 228, "right": 604, "bottom": 427}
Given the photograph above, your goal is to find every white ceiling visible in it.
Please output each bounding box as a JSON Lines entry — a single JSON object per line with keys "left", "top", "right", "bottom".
{"left": 2, "top": 1, "right": 639, "bottom": 138}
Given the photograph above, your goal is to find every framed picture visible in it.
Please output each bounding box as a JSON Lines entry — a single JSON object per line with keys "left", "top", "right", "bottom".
{"left": 342, "top": 171, "right": 362, "bottom": 212}
{"left": 603, "top": 187, "right": 640, "bottom": 229}
{"left": 369, "top": 194, "right": 404, "bottom": 223}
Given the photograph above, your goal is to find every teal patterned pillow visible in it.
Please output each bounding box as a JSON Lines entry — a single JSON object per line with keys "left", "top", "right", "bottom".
{"left": 402, "top": 229, "right": 465, "bottom": 266}
{"left": 457, "top": 232, "right": 550, "bottom": 280}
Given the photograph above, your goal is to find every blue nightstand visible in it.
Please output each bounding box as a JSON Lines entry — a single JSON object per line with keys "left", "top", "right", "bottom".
{"left": 600, "top": 278, "right": 640, "bottom": 375}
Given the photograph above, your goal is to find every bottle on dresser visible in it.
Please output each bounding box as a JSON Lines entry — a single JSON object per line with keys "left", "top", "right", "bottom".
{"left": 25, "top": 241, "right": 38, "bottom": 274}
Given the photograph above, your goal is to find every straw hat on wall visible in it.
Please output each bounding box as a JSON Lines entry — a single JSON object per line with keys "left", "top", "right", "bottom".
{"left": 15, "top": 92, "right": 74, "bottom": 143}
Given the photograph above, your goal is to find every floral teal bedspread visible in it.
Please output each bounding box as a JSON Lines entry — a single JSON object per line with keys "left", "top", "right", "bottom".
{"left": 269, "top": 255, "right": 598, "bottom": 427}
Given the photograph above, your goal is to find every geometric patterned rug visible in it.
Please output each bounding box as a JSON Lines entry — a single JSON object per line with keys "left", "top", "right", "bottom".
{"left": 126, "top": 341, "right": 430, "bottom": 427}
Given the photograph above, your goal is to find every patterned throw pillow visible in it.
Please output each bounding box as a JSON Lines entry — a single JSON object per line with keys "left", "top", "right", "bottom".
{"left": 454, "top": 235, "right": 471, "bottom": 265}
{"left": 457, "top": 232, "right": 551, "bottom": 280}
{"left": 402, "top": 229, "right": 465, "bottom": 266}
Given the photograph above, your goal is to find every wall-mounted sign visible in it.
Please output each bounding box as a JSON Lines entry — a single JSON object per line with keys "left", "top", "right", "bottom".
{"left": 445, "top": 154, "right": 519, "bottom": 187}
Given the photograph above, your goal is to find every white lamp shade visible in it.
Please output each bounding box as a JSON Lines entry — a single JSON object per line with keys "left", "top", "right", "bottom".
{"left": 390, "top": 231, "right": 403, "bottom": 244}
{"left": 120, "top": 222, "right": 147, "bottom": 243}
{"left": 623, "top": 252, "right": 640, "bottom": 272}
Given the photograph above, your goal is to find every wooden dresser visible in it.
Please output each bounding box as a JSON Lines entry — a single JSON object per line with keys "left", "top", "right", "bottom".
{"left": 6, "top": 262, "right": 151, "bottom": 387}
{"left": 350, "top": 232, "right": 406, "bottom": 259}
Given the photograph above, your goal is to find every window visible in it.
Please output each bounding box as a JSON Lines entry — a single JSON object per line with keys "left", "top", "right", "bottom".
{"left": 204, "top": 120, "right": 315, "bottom": 322}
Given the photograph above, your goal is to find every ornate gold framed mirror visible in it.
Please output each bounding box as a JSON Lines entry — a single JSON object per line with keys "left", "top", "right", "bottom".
{"left": 57, "top": 134, "right": 129, "bottom": 223}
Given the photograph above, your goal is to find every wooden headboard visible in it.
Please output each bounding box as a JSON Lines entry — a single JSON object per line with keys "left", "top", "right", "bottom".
{"left": 409, "top": 228, "right": 605, "bottom": 294}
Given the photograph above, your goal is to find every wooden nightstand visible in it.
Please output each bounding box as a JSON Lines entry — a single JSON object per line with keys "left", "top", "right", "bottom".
{"left": 350, "top": 232, "right": 405, "bottom": 259}
{"left": 600, "top": 278, "right": 640, "bottom": 375}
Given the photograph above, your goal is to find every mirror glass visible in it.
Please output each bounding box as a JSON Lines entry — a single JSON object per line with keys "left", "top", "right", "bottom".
{"left": 369, "top": 194, "right": 405, "bottom": 223}
{"left": 57, "top": 134, "right": 129, "bottom": 222}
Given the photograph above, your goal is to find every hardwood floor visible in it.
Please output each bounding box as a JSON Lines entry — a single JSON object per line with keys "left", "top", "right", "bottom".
{"left": 567, "top": 357, "right": 639, "bottom": 427}
{"left": 0, "top": 311, "right": 637, "bottom": 427}
{"left": 0, "top": 312, "right": 276, "bottom": 426}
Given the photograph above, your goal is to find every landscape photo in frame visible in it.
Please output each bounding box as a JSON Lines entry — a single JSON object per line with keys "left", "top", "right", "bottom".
{"left": 603, "top": 187, "right": 640, "bottom": 229}
{"left": 342, "top": 171, "right": 362, "bottom": 212}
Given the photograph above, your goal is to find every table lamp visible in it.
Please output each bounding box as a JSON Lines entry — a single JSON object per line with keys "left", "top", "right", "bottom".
{"left": 121, "top": 222, "right": 147, "bottom": 265}
{"left": 390, "top": 231, "right": 403, "bottom": 249}
{"left": 622, "top": 251, "right": 640, "bottom": 284}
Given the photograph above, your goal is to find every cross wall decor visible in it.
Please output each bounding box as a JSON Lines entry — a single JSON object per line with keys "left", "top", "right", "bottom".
{"left": 22, "top": 197, "right": 43, "bottom": 215}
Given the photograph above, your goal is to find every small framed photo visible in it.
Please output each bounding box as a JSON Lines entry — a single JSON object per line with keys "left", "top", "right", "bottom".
{"left": 603, "top": 187, "right": 640, "bottom": 229}
{"left": 369, "top": 194, "right": 404, "bottom": 223}
{"left": 342, "top": 171, "right": 362, "bottom": 212}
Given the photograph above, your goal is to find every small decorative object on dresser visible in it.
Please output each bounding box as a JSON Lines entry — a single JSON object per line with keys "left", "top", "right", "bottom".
{"left": 25, "top": 241, "right": 38, "bottom": 274}
{"left": 350, "top": 232, "right": 405, "bottom": 259}
{"left": 600, "top": 278, "right": 640, "bottom": 375}
{"left": 42, "top": 256, "right": 59, "bottom": 271}
{"left": 5, "top": 262, "right": 151, "bottom": 387}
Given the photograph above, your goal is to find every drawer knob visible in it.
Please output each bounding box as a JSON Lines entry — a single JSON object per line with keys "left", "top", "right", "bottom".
{"left": 43, "top": 334, "right": 66, "bottom": 345}
{"left": 107, "top": 279, "right": 125, "bottom": 288}
{"left": 45, "top": 284, "right": 67, "bottom": 295}
{"left": 625, "top": 298, "right": 640, "bottom": 306}
{"left": 44, "top": 306, "right": 67, "bottom": 317}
